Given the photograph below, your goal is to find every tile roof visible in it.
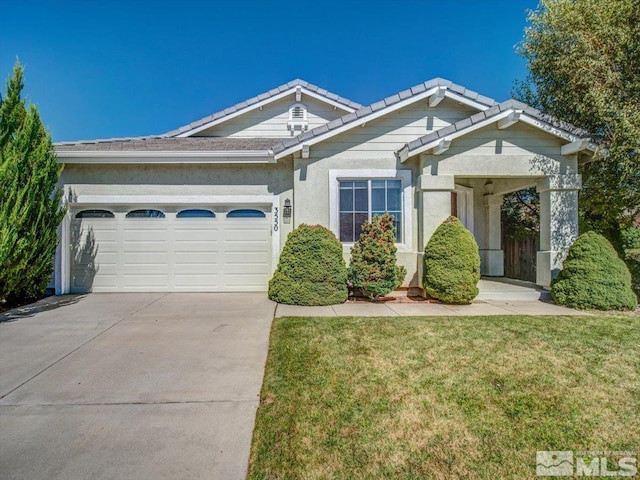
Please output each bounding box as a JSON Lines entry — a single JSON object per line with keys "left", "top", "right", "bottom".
{"left": 54, "top": 78, "right": 593, "bottom": 160}
{"left": 164, "top": 79, "right": 363, "bottom": 137}
{"left": 270, "top": 78, "right": 498, "bottom": 156}
{"left": 403, "top": 99, "right": 591, "bottom": 155}
{"left": 56, "top": 136, "right": 281, "bottom": 152}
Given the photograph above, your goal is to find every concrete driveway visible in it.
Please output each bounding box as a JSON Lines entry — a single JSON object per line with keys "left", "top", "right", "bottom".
{"left": 0, "top": 293, "right": 275, "bottom": 480}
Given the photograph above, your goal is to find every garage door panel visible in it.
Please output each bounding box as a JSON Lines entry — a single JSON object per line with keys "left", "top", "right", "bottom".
{"left": 123, "top": 229, "right": 169, "bottom": 242}
{"left": 174, "top": 242, "right": 221, "bottom": 251}
{"left": 174, "top": 274, "right": 221, "bottom": 288}
{"left": 225, "top": 251, "right": 269, "bottom": 264}
{"left": 123, "top": 252, "right": 169, "bottom": 265}
{"left": 123, "top": 274, "right": 170, "bottom": 288}
{"left": 224, "top": 229, "right": 268, "bottom": 240}
{"left": 84, "top": 274, "right": 118, "bottom": 290}
{"left": 90, "top": 252, "right": 118, "bottom": 266}
{"left": 224, "top": 244, "right": 269, "bottom": 254}
{"left": 224, "top": 273, "right": 268, "bottom": 289}
{"left": 174, "top": 231, "right": 220, "bottom": 242}
{"left": 174, "top": 252, "right": 220, "bottom": 265}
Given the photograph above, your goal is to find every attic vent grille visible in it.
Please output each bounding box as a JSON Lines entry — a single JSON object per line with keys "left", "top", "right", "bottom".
{"left": 288, "top": 103, "right": 308, "bottom": 134}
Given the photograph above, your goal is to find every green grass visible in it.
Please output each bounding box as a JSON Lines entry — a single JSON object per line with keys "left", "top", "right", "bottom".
{"left": 248, "top": 315, "right": 640, "bottom": 479}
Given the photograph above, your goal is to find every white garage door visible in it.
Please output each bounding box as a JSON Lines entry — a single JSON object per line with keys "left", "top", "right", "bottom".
{"left": 70, "top": 206, "right": 272, "bottom": 292}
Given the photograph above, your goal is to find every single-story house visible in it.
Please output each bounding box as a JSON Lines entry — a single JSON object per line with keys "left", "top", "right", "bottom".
{"left": 53, "top": 78, "right": 596, "bottom": 294}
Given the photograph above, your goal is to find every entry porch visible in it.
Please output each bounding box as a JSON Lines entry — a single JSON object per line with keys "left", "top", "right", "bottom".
{"left": 417, "top": 174, "right": 581, "bottom": 288}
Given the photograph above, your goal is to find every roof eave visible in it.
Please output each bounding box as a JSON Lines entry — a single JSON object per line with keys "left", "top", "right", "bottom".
{"left": 398, "top": 110, "right": 598, "bottom": 162}
{"left": 57, "top": 149, "right": 276, "bottom": 164}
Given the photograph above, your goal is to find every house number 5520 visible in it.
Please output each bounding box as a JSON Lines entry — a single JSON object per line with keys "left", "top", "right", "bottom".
{"left": 273, "top": 207, "right": 279, "bottom": 231}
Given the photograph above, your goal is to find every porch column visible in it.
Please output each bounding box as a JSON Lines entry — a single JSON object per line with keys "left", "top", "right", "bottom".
{"left": 417, "top": 174, "right": 455, "bottom": 251}
{"left": 480, "top": 194, "right": 504, "bottom": 276}
{"left": 536, "top": 174, "right": 581, "bottom": 287}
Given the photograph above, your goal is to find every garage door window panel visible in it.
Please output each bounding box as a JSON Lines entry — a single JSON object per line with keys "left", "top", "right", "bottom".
{"left": 75, "top": 209, "right": 115, "bottom": 219}
{"left": 177, "top": 209, "right": 215, "bottom": 218}
{"left": 227, "top": 209, "right": 266, "bottom": 218}
{"left": 126, "top": 209, "right": 165, "bottom": 218}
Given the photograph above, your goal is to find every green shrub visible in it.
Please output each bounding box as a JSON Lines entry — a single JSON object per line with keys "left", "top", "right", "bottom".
{"left": 621, "top": 227, "right": 640, "bottom": 301}
{"left": 1, "top": 62, "right": 65, "bottom": 303}
{"left": 551, "top": 231, "right": 637, "bottom": 310}
{"left": 268, "top": 224, "right": 347, "bottom": 306}
{"left": 347, "top": 213, "right": 407, "bottom": 300}
{"left": 423, "top": 216, "right": 480, "bottom": 304}
{"left": 625, "top": 250, "right": 640, "bottom": 301}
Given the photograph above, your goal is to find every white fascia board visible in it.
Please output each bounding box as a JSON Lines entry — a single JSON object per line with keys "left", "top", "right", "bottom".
{"left": 69, "top": 194, "right": 277, "bottom": 206}
{"left": 518, "top": 115, "right": 590, "bottom": 147}
{"left": 443, "top": 91, "right": 494, "bottom": 111}
{"left": 299, "top": 89, "right": 357, "bottom": 112}
{"left": 177, "top": 87, "right": 356, "bottom": 138}
{"left": 58, "top": 150, "right": 276, "bottom": 164}
{"left": 274, "top": 86, "right": 443, "bottom": 159}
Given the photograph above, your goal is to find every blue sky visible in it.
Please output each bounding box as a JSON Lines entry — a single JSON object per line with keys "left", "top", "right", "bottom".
{"left": 0, "top": 0, "right": 539, "bottom": 142}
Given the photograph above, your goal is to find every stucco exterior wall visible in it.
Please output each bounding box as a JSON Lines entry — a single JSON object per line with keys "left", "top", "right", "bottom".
{"left": 421, "top": 122, "right": 578, "bottom": 177}
{"left": 60, "top": 160, "right": 295, "bottom": 255}
{"left": 290, "top": 98, "right": 478, "bottom": 287}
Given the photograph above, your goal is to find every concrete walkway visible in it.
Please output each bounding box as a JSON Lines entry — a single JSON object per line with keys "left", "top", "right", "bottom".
{"left": 476, "top": 277, "right": 551, "bottom": 301}
{"left": 276, "top": 278, "right": 585, "bottom": 317}
{"left": 0, "top": 293, "right": 275, "bottom": 480}
{"left": 276, "top": 299, "right": 585, "bottom": 317}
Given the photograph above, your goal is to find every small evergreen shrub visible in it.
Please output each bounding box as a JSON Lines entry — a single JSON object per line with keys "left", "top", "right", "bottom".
{"left": 621, "top": 227, "right": 640, "bottom": 301}
{"left": 625, "top": 250, "right": 640, "bottom": 302}
{"left": 268, "top": 224, "right": 347, "bottom": 306}
{"left": 551, "top": 231, "right": 637, "bottom": 310}
{"left": 347, "top": 213, "right": 407, "bottom": 300}
{"left": 423, "top": 216, "right": 480, "bottom": 304}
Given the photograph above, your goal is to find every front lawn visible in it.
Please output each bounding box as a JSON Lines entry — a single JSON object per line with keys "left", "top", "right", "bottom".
{"left": 248, "top": 315, "right": 639, "bottom": 479}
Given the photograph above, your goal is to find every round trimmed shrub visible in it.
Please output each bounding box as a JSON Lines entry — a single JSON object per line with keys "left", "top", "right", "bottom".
{"left": 551, "top": 231, "right": 637, "bottom": 310}
{"left": 347, "top": 212, "right": 407, "bottom": 300}
{"left": 423, "top": 216, "right": 480, "bottom": 304}
{"left": 268, "top": 224, "right": 347, "bottom": 306}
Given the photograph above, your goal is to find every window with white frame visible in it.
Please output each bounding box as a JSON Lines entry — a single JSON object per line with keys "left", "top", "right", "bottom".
{"left": 339, "top": 179, "right": 403, "bottom": 242}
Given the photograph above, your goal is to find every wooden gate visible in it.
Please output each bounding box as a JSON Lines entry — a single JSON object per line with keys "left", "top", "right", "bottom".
{"left": 503, "top": 234, "right": 538, "bottom": 282}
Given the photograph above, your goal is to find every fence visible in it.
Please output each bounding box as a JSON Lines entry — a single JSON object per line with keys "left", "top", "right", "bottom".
{"left": 503, "top": 234, "right": 538, "bottom": 283}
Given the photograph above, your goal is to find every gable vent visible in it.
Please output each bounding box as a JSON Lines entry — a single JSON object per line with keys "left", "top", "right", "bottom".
{"left": 291, "top": 106, "right": 305, "bottom": 119}
{"left": 288, "top": 103, "right": 308, "bottom": 134}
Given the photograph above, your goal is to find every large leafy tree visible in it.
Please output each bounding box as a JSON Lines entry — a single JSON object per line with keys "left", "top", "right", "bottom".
{"left": 0, "top": 62, "right": 65, "bottom": 302}
{"left": 515, "top": 0, "right": 640, "bottom": 249}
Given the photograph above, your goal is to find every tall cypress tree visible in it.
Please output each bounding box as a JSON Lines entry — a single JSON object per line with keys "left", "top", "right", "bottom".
{"left": 0, "top": 61, "right": 65, "bottom": 302}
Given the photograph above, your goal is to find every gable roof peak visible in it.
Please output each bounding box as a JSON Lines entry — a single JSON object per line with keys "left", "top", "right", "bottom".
{"left": 271, "top": 77, "right": 499, "bottom": 158}
{"left": 166, "top": 78, "right": 363, "bottom": 138}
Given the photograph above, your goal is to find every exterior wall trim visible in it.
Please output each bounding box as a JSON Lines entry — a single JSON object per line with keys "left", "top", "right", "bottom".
{"left": 58, "top": 150, "right": 276, "bottom": 163}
